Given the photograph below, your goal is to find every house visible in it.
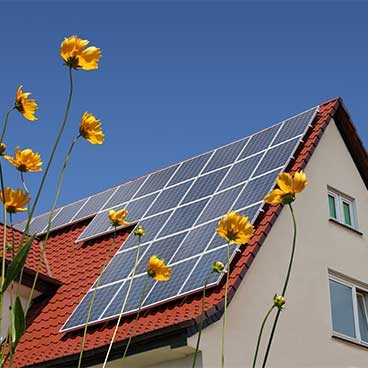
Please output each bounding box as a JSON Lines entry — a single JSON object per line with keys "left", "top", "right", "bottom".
{"left": 4, "top": 97, "right": 368, "bottom": 367}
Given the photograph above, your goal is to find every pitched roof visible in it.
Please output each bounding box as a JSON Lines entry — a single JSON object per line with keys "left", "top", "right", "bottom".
{"left": 10, "top": 97, "right": 368, "bottom": 367}
{"left": 0, "top": 223, "right": 54, "bottom": 285}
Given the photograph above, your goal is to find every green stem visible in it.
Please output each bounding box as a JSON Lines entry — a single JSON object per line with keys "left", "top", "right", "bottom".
{"left": 261, "top": 204, "right": 297, "bottom": 368}
{"left": 20, "top": 172, "right": 29, "bottom": 196}
{"left": 9, "top": 214, "right": 14, "bottom": 261}
{"left": 77, "top": 228, "right": 118, "bottom": 368}
{"left": 121, "top": 278, "right": 148, "bottom": 365}
{"left": 221, "top": 244, "right": 230, "bottom": 368}
{"left": 0, "top": 160, "right": 7, "bottom": 348}
{"left": 252, "top": 305, "right": 275, "bottom": 368}
{"left": 23, "top": 66, "right": 74, "bottom": 236}
{"left": 25, "top": 134, "right": 79, "bottom": 313}
{"left": 0, "top": 107, "right": 15, "bottom": 143}
{"left": 192, "top": 272, "right": 211, "bottom": 368}
{"left": 102, "top": 235, "right": 143, "bottom": 368}
{"left": 17, "top": 66, "right": 74, "bottom": 297}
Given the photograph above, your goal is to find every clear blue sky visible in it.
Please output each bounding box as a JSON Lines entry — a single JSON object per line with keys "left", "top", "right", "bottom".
{"left": 0, "top": 1, "right": 367, "bottom": 219}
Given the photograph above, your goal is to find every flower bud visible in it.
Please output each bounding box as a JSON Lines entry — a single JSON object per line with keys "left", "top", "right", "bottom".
{"left": 273, "top": 294, "right": 286, "bottom": 310}
{"left": 0, "top": 143, "right": 6, "bottom": 155}
{"left": 211, "top": 261, "right": 225, "bottom": 274}
{"left": 134, "top": 225, "right": 146, "bottom": 237}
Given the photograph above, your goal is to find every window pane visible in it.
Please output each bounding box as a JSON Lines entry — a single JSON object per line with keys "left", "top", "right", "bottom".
{"left": 329, "top": 279, "right": 355, "bottom": 338}
{"left": 357, "top": 292, "right": 368, "bottom": 343}
{"left": 343, "top": 202, "right": 352, "bottom": 226}
{"left": 328, "top": 195, "right": 337, "bottom": 219}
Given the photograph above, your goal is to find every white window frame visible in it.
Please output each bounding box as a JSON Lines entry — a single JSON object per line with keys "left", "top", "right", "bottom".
{"left": 328, "top": 272, "right": 368, "bottom": 347}
{"left": 327, "top": 187, "right": 358, "bottom": 230}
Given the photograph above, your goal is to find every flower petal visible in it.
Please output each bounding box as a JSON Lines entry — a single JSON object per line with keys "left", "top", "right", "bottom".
{"left": 293, "top": 171, "right": 307, "bottom": 193}
{"left": 276, "top": 173, "right": 293, "bottom": 193}
{"left": 264, "top": 189, "right": 284, "bottom": 204}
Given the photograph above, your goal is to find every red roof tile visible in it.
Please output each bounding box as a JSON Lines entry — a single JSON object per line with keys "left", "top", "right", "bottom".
{"left": 10, "top": 98, "right": 365, "bottom": 367}
{"left": 0, "top": 223, "right": 49, "bottom": 277}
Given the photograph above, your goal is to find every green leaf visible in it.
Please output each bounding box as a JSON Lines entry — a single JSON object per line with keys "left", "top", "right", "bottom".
{"left": 1, "top": 235, "right": 35, "bottom": 294}
{"left": 9, "top": 296, "right": 25, "bottom": 354}
{"left": 12, "top": 296, "right": 25, "bottom": 346}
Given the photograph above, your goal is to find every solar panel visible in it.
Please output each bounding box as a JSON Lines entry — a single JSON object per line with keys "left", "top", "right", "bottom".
{"left": 50, "top": 199, "right": 89, "bottom": 230}
{"left": 102, "top": 177, "right": 146, "bottom": 210}
{"left": 56, "top": 105, "right": 317, "bottom": 332}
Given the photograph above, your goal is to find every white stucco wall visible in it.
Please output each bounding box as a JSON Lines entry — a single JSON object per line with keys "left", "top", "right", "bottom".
{"left": 103, "top": 118, "right": 368, "bottom": 367}
{"left": 1, "top": 283, "right": 35, "bottom": 341}
{"left": 189, "top": 118, "right": 368, "bottom": 367}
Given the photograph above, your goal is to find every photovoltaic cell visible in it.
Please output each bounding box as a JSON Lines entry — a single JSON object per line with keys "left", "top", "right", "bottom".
{"left": 180, "top": 245, "right": 237, "bottom": 293}
{"left": 50, "top": 199, "right": 88, "bottom": 229}
{"left": 135, "top": 232, "right": 188, "bottom": 274}
{"left": 272, "top": 107, "right": 315, "bottom": 145}
{"left": 143, "top": 259, "right": 198, "bottom": 306}
{"left": 77, "top": 211, "right": 112, "bottom": 241}
{"left": 253, "top": 138, "right": 299, "bottom": 177}
{"left": 159, "top": 199, "right": 208, "bottom": 237}
{"left": 168, "top": 152, "right": 211, "bottom": 185}
{"left": 196, "top": 185, "right": 243, "bottom": 224}
{"left": 182, "top": 167, "right": 228, "bottom": 204}
{"left": 73, "top": 188, "right": 116, "bottom": 221}
{"left": 61, "top": 105, "right": 319, "bottom": 332}
{"left": 171, "top": 221, "right": 218, "bottom": 262}
{"left": 219, "top": 153, "right": 262, "bottom": 191}
{"left": 102, "top": 276, "right": 156, "bottom": 318}
{"left": 97, "top": 246, "right": 149, "bottom": 286}
{"left": 203, "top": 138, "right": 248, "bottom": 173}
{"left": 62, "top": 283, "right": 121, "bottom": 330}
{"left": 102, "top": 177, "right": 146, "bottom": 210}
{"left": 239, "top": 125, "right": 280, "bottom": 159}
{"left": 134, "top": 165, "right": 179, "bottom": 198}
{"left": 146, "top": 181, "right": 193, "bottom": 216}
{"left": 118, "top": 211, "right": 173, "bottom": 251}
{"left": 28, "top": 209, "right": 61, "bottom": 234}
{"left": 232, "top": 203, "right": 262, "bottom": 224}
{"left": 234, "top": 170, "right": 280, "bottom": 210}
{"left": 126, "top": 192, "right": 158, "bottom": 220}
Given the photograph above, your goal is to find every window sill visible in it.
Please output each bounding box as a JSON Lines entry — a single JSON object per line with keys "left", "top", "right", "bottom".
{"left": 329, "top": 218, "right": 363, "bottom": 236}
{"left": 332, "top": 333, "right": 368, "bottom": 349}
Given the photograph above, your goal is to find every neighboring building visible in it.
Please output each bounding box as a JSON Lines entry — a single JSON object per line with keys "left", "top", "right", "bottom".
{"left": 4, "top": 98, "right": 368, "bottom": 367}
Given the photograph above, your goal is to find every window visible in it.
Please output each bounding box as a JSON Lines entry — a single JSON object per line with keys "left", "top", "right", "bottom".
{"left": 328, "top": 188, "right": 357, "bottom": 229}
{"left": 329, "top": 275, "right": 368, "bottom": 345}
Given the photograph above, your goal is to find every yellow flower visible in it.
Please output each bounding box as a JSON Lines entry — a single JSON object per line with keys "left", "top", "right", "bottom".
{"left": 60, "top": 35, "right": 101, "bottom": 70}
{"left": 15, "top": 85, "right": 38, "bottom": 121}
{"left": 216, "top": 211, "right": 254, "bottom": 245}
{"left": 264, "top": 171, "right": 307, "bottom": 205}
{"left": 108, "top": 209, "right": 129, "bottom": 227}
{"left": 4, "top": 147, "right": 42, "bottom": 172}
{"left": 0, "top": 188, "right": 30, "bottom": 213}
{"left": 147, "top": 255, "right": 171, "bottom": 281}
{"left": 79, "top": 112, "right": 104, "bottom": 144}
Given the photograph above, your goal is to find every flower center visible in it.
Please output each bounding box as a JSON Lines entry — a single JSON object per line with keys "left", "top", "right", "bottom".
{"left": 147, "top": 269, "right": 156, "bottom": 278}
{"left": 65, "top": 56, "right": 80, "bottom": 69}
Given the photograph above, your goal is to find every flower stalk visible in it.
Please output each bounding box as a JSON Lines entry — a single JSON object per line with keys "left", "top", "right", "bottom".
{"left": 221, "top": 245, "right": 230, "bottom": 368}
{"left": 25, "top": 134, "right": 79, "bottom": 313}
{"left": 0, "top": 107, "right": 15, "bottom": 143}
{"left": 121, "top": 278, "right": 149, "bottom": 364}
{"left": 102, "top": 233, "right": 143, "bottom": 367}
{"left": 261, "top": 204, "right": 297, "bottom": 368}
{"left": 77, "top": 229, "right": 119, "bottom": 368}
{"left": 192, "top": 270, "right": 213, "bottom": 368}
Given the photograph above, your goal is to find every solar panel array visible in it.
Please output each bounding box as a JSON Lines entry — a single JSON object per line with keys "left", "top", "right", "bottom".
{"left": 58, "top": 106, "right": 318, "bottom": 331}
